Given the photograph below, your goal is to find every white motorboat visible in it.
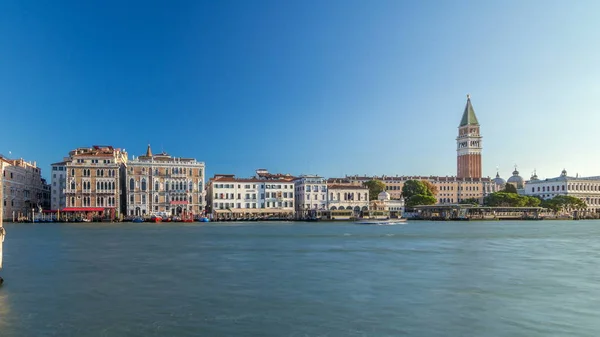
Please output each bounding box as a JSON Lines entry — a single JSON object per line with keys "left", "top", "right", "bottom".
{"left": 354, "top": 218, "right": 407, "bottom": 225}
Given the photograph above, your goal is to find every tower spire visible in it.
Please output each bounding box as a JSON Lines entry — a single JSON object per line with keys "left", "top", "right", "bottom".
{"left": 459, "top": 94, "right": 479, "bottom": 127}
{"left": 146, "top": 144, "right": 152, "bottom": 157}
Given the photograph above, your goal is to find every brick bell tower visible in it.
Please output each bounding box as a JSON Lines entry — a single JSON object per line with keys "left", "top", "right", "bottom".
{"left": 456, "top": 94, "right": 482, "bottom": 178}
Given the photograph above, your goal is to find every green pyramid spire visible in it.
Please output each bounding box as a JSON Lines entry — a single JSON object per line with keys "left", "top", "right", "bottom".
{"left": 459, "top": 94, "right": 479, "bottom": 126}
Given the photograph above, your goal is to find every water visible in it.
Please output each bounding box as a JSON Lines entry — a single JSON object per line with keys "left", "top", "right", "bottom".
{"left": 1, "top": 220, "right": 600, "bottom": 337}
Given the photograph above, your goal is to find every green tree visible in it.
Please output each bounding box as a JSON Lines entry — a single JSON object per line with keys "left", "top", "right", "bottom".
{"left": 402, "top": 180, "right": 436, "bottom": 208}
{"left": 401, "top": 180, "right": 433, "bottom": 200}
{"left": 502, "top": 184, "right": 518, "bottom": 194}
{"left": 547, "top": 195, "right": 587, "bottom": 212}
{"left": 406, "top": 194, "right": 437, "bottom": 208}
{"left": 524, "top": 196, "right": 541, "bottom": 207}
{"left": 421, "top": 180, "right": 439, "bottom": 195}
{"left": 484, "top": 192, "right": 522, "bottom": 207}
{"left": 460, "top": 197, "right": 480, "bottom": 205}
{"left": 364, "top": 180, "right": 386, "bottom": 201}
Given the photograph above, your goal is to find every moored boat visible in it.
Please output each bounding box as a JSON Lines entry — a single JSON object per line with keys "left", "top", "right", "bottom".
{"left": 354, "top": 218, "right": 407, "bottom": 225}
{"left": 149, "top": 215, "right": 162, "bottom": 223}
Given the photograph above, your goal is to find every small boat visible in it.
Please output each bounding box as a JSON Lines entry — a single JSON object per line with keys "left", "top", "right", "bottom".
{"left": 198, "top": 217, "right": 210, "bottom": 223}
{"left": 132, "top": 217, "right": 144, "bottom": 223}
{"left": 149, "top": 215, "right": 162, "bottom": 223}
{"left": 355, "top": 218, "right": 407, "bottom": 225}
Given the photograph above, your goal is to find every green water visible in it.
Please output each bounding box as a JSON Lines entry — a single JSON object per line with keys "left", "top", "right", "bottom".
{"left": 1, "top": 220, "right": 600, "bottom": 336}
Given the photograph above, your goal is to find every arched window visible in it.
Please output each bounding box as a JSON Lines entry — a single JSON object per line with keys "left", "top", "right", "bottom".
{"left": 130, "top": 195, "right": 134, "bottom": 204}
{"left": 71, "top": 169, "right": 75, "bottom": 176}
{"left": 112, "top": 181, "right": 115, "bottom": 190}
{"left": 71, "top": 181, "right": 75, "bottom": 190}
{"left": 130, "top": 178, "right": 135, "bottom": 190}
{"left": 155, "top": 195, "right": 159, "bottom": 203}
{"left": 141, "top": 178, "right": 147, "bottom": 191}
{"left": 155, "top": 182, "right": 159, "bottom": 191}
{"left": 189, "top": 182, "right": 193, "bottom": 191}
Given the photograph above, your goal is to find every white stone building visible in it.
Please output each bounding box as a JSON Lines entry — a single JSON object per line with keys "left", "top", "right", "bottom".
{"left": 326, "top": 184, "right": 369, "bottom": 215}
{"left": 523, "top": 169, "right": 600, "bottom": 212}
{"left": 1, "top": 155, "right": 46, "bottom": 221}
{"left": 207, "top": 170, "right": 295, "bottom": 220}
{"left": 50, "top": 161, "right": 68, "bottom": 210}
{"left": 294, "top": 175, "right": 328, "bottom": 217}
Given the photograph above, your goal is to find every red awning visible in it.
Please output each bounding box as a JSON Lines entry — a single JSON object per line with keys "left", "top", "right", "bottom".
{"left": 61, "top": 207, "right": 106, "bottom": 212}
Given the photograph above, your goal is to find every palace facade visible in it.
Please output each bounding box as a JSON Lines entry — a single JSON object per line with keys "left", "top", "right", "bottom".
{"left": 523, "top": 169, "right": 600, "bottom": 212}
{"left": 63, "top": 145, "right": 128, "bottom": 220}
{"left": 125, "top": 145, "right": 206, "bottom": 217}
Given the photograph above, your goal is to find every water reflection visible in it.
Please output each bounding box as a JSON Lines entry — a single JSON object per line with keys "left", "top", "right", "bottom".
{"left": 0, "top": 287, "right": 12, "bottom": 332}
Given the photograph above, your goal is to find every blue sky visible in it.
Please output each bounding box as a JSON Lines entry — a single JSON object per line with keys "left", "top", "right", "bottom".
{"left": 1, "top": 0, "right": 599, "bottom": 181}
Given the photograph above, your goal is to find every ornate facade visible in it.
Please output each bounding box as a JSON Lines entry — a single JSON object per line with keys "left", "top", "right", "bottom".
{"left": 125, "top": 145, "right": 205, "bottom": 217}
{"left": 64, "top": 145, "right": 128, "bottom": 220}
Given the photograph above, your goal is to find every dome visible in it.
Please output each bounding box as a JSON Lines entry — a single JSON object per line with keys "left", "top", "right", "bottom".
{"left": 561, "top": 169, "right": 567, "bottom": 177}
{"left": 493, "top": 172, "right": 506, "bottom": 186}
{"left": 530, "top": 170, "right": 539, "bottom": 181}
{"left": 378, "top": 190, "right": 391, "bottom": 201}
{"left": 507, "top": 168, "right": 524, "bottom": 188}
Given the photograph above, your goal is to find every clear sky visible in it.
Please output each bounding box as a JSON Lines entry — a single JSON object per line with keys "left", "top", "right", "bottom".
{"left": 1, "top": 0, "right": 599, "bottom": 181}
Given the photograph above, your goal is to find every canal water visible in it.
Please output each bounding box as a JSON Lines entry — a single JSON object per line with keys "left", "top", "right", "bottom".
{"left": 1, "top": 220, "right": 600, "bottom": 336}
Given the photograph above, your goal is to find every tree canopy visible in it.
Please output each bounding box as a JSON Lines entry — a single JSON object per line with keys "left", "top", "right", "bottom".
{"left": 459, "top": 197, "right": 480, "bottom": 205}
{"left": 364, "top": 180, "right": 386, "bottom": 201}
{"left": 483, "top": 192, "right": 541, "bottom": 207}
{"left": 502, "top": 184, "right": 518, "bottom": 194}
{"left": 540, "top": 195, "right": 587, "bottom": 212}
{"left": 420, "top": 181, "right": 439, "bottom": 195}
{"left": 402, "top": 180, "right": 436, "bottom": 208}
{"left": 406, "top": 194, "right": 437, "bottom": 208}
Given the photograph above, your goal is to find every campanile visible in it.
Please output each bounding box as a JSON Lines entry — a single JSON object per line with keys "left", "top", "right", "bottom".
{"left": 456, "top": 95, "right": 482, "bottom": 178}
